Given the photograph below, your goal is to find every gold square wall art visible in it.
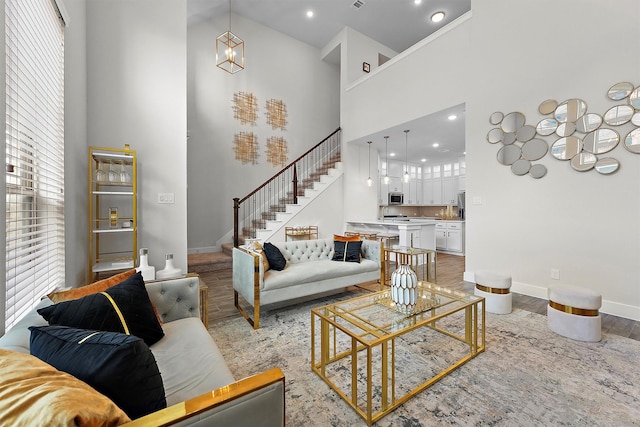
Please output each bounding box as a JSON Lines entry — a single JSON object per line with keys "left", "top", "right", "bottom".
{"left": 233, "top": 131, "right": 259, "bottom": 164}
{"left": 232, "top": 91, "right": 258, "bottom": 125}
{"left": 265, "top": 99, "right": 288, "bottom": 130}
{"left": 266, "top": 136, "right": 289, "bottom": 167}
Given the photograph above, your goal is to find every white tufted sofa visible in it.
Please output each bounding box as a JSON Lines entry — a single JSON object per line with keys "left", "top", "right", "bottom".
{"left": 233, "top": 238, "right": 383, "bottom": 329}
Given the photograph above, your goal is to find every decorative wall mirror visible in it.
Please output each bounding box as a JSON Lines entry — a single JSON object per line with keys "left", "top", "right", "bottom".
{"left": 521, "top": 139, "right": 548, "bottom": 160}
{"left": 575, "top": 113, "right": 602, "bottom": 133}
{"left": 628, "top": 86, "right": 640, "bottom": 110}
{"left": 487, "top": 128, "right": 504, "bottom": 144}
{"left": 583, "top": 129, "right": 619, "bottom": 154}
{"left": 489, "top": 111, "right": 504, "bottom": 125}
{"left": 529, "top": 164, "right": 547, "bottom": 179}
{"left": 570, "top": 152, "right": 597, "bottom": 172}
{"left": 516, "top": 125, "right": 536, "bottom": 142}
{"left": 536, "top": 118, "right": 558, "bottom": 136}
{"left": 556, "top": 122, "right": 576, "bottom": 137}
{"left": 551, "top": 136, "right": 582, "bottom": 160}
{"left": 632, "top": 113, "right": 640, "bottom": 126}
{"left": 554, "top": 99, "right": 587, "bottom": 123}
{"left": 607, "top": 82, "right": 634, "bottom": 100}
{"left": 603, "top": 105, "right": 634, "bottom": 126}
{"left": 594, "top": 157, "right": 619, "bottom": 175}
{"left": 511, "top": 159, "right": 531, "bottom": 175}
{"left": 538, "top": 99, "right": 558, "bottom": 115}
{"left": 624, "top": 128, "right": 640, "bottom": 153}
{"left": 503, "top": 133, "right": 516, "bottom": 145}
{"left": 497, "top": 144, "right": 521, "bottom": 165}
{"left": 501, "top": 112, "right": 526, "bottom": 133}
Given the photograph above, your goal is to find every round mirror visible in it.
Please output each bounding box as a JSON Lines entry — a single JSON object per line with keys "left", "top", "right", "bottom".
{"left": 595, "top": 157, "right": 619, "bottom": 175}
{"left": 516, "top": 125, "right": 536, "bottom": 142}
{"left": 489, "top": 112, "right": 504, "bottom": 125}
{"left": 511, "top": 159, "right": 531, "bottom": 176}
{"left": 556, "top": 122, "right": 576, "bottom": 137}
{"left": 575, "top": 113, "right": 602, "bottom": 133}
{"left": 624, "top": 128, "right": 640, "bottom": 153}
{"left": 607, "top": 82, "right": 634, "bottom": 100}
{"left": 538, "top": 99, "right": 558, "bottom": 115}
{"left": 551, "top": 136, "right": 582, "bottom": 160}
{"left": 529, "top": 164, "right": 547, "bottom": 179}
{"left": 603, "top": 105, "right": 634, "bottom": 126}
{"left": 628, "top": 86, "right": 640, "bottom": 111}
{"left": 521, "top": 139, "right": 548, "bottom": 161}
{"left": 497, "top": 145, "right": 521, "bottom": 165}
{"left": 502, "top": 133, "right": 517, "bottom": 145}
{"left": 570, "top": 152, "right": 597, "bottom": 172}
{"left": 536, "top": 118, "right": 558, "bottom": 136}
{"left": 487, "top": 128, "right": 503, "bottom": 144}
{"left": 583, "top": 128, "right": 619, "bottom": 154}
{"left": 554, "top": 99, "right": 587, "bottom": 123}
{"left": 501, "top": 112, "right": 526, "bottom": 133}
{"left": 632, "top": 113, "right": 640, "bottom": 127}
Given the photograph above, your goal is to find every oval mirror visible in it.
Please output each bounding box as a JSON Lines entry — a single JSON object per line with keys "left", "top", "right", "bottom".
{"left": 570, "top": 152, "right": 597, "bottom": 172}
{"left": 521, "top": 139, "right": 548, "bottom": 161}
{"left": 538, "top": 99, "right": 558, "bottom": 115}
{"left": 529, "top": 164, "right": 547, "bottom": 179}
{"left": 629, "top": 86, "right": 640, "bottom": 111}
{"left": 604, "top": 105, "right": 634, "bottom": 126}
{"left": 595, "top": 157, "right": 619, "bottom": 175}
{"left": 497, "top": 145, "right": 521, "bottom": 165}
{"left": 501, "top": 112, "right": 526, "bottom": 133}
{"left": 556, "top": 122, "right": 576, "bottom": 137}
{"left": 516, "top": 125, "right": 536, "bottom": 142}
{"left": 551, "top": 136, "right": 582, "bottom": 160}
{"left": 511, "top": 159, "right": 531, "bottom": 176}
{"left": 583, "top": 128, "right": 619, "bottom": 154}
{"left": 536, "top": 118, "right": 558, "bottom": 136}
{"left": 632, "top": 113, "right": 640, "bottom": 127}
{"left": 489, "top": 112, "right": 504, "bottom": 125}
{"left": 624, "top": 128, "right": 640, "bottom": 153}
{"left": 487, "top": 128, "right": 503, "bottom": 144}
{"left": 607, "top": 82, "right": 634, "bottom": 100}
{"left": 554, "top": 99, "right": 587, "bottom": 123}
{"left": 502, "top": 133, "right": 516, "bottom": 145}
{"left": 575, "top": 113, "right": 602, "bottom": 133}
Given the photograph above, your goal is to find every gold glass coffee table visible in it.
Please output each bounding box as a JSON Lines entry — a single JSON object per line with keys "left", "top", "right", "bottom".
{"left": 311, "top": 282, "right": 485, "bottom": 426}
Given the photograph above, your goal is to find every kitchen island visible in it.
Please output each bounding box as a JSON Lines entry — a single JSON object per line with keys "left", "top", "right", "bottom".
{"left": 345, "top": 219, "right": 437, "bottom": 250}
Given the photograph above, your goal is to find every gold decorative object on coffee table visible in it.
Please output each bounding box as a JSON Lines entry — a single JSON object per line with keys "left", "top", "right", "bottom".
{"left": 311, "top": 282, "right": 485, "bottom": 426}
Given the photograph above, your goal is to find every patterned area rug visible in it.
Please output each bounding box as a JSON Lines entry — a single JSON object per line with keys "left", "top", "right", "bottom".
{"left": 210, "top": 290, "right": 639, "bottom": 426}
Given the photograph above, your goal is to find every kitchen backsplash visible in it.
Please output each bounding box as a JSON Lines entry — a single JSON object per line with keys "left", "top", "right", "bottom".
{"left": 379, "top": 205, "right": 461, "bottom": 219}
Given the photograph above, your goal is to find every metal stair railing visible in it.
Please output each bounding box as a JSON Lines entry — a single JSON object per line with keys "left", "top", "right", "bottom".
{"left": 233, "top": 128, "right": 341, "bottom": 247}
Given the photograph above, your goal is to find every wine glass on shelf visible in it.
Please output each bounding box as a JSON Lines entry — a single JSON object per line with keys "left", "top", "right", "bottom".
{"left": 96, "top": 160, "right": 107, "bottom": 182}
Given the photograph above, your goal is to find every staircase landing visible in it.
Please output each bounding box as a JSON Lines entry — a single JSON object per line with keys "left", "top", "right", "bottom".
{"left": 188, "top": 251, "right": 232, "bottom": 273}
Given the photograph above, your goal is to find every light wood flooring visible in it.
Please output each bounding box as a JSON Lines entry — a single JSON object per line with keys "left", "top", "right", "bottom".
{"left": 197, "top": 252, "right": 640, "bottom": 341}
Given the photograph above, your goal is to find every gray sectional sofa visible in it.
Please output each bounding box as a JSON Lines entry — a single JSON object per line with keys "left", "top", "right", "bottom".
{"left": 233, "top": 238, "right": 384, "bottom": 329}
{"left": 0, "top": 275, "right": 285, "bottom": 426}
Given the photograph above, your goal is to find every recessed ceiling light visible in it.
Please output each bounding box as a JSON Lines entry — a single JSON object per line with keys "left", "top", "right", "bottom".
{"left": 432, "top": 143, "right": 439, "bottom": 148}
{"left": 463, "top": 151, "right": 467, "bottom": 155}
{"left": 306, "top": 10, "right": 314, "bottom": 18}
{"left": 421, "top": 158, "right": 427, "bottom": 162}
{"left": 390, "top": 152, "right": 396, "bottom": 157}
{"left": 448, "top": 114, "right": 457, "bottom": 121}
{"left": 431, "top": 11, "right": 445, "bottom": 23}
{"left": 414, "top": 0, "right": 422, "bottom": 5}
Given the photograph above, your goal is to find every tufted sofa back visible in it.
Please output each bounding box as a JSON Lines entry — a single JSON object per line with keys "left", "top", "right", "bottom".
{"left": 272, "top": 238, "right": 381, "bottom": 266}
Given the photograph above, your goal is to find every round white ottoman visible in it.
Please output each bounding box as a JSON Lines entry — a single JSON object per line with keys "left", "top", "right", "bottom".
{"left": 547, "top": 285, "right": 602, "bottom": 342}
{"left": 474, "top": 270, "right": 512, "bottom": 315}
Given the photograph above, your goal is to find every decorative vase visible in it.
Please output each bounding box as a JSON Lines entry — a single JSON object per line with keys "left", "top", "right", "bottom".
{"left": 391, "top": 264, "right": 418, "bottom": 314}
{"left": 156, "top": 253, "right": 183, "bottom": 280}
{"left": 136, "top": 248, "right": 155, "bottom": 281}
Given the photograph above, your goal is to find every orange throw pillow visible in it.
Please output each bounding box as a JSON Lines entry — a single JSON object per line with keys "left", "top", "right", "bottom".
{"left": 48, "top": 269, "right": 137, "bottom": 303}
{"left": 334, "top": 234, "right": 361, "bottom": 242}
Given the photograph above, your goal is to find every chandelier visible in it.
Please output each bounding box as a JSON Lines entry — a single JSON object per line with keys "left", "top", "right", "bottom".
{"left": 216, "top": 0, "right": 244, "bottom": 74}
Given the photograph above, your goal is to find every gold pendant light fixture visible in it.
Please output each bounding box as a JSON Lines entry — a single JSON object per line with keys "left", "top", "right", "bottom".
{"left": 383, "top": 135, "right": 390, "bottom": 184}
{"left": 366, "top": 141, "right": 373, "bottom": 187}
{"left": 216, "top": 0, "right": 245, "bottom": 74}
{"left": 403, "top": 130, "right": 410, "bottom": 183}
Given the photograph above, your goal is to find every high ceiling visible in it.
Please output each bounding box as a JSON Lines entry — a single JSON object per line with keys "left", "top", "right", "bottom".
{"left": 187, "top": 0, "right": 470, "bottom": 163}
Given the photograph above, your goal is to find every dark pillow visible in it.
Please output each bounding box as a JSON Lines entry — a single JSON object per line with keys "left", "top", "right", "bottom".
{"left": 38, "top": 272, "right": 164, "bottom": 346}
{"left": 332, "top": 240, "right": 362, "bottom": 263}
{"left": 263, "top": 242, "right": 287, "bottom": 271}
{"left": 29, "top": 325, "right": 166, "bottom": 420}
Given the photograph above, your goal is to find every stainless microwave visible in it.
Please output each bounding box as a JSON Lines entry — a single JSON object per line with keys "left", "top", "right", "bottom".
{"left": 388, "top": 192, "right": 404, "bottom": 205}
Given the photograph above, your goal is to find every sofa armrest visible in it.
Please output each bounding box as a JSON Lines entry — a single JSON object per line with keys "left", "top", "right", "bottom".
{"left": 123, "top": 368, "right": 285, "bottom": 427}
{"left": 146, "top": 275, "right": 200, "bottom": 324}
{"left": 232, "top": 247, "right": 262, "bottom": 329}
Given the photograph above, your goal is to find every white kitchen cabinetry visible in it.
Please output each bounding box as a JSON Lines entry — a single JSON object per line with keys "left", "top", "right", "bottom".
{"left": 423, "top": 178, "right": 443, "bottom": 205}
{"left": 442, "top": 176, "right": 459, "bottom": 205}
{"left": 435, "top": 221, "right": 464, "bottom": 255}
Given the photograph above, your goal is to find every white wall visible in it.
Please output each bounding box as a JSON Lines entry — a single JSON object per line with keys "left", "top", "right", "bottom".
{"left": 186, "top": 14, "right": 340, "bottom": 252}
{"left": 341, "top": 3, "right": 640, "bottom": 319}
{"left": 85, "top": 0, "right": 188, "bottom": 273}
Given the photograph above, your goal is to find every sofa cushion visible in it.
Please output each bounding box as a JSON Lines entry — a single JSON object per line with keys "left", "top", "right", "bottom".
{"left": 29, "top": 325, "right": 166, "bottom": 420}
{"left": 263, "top": 242, "right": 287, "bottom": 271}
{"left": 47, "top": 269, "right": 137, "bottom": 303}
{"left": 38, "top": 272, "right": 165, "bottom": 346}
{"left": 332, "top": 240, "right": 362, "bottom": 263}
{"left": 263, "top": 259, "right": 379, "bottom": 291}
{"left": 0, "top": 348, "right": 131, "bottom": 426}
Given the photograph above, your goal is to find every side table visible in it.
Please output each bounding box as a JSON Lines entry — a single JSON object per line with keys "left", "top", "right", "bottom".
{"left": 383, "top": 246, "right": 436, "bottom": 286}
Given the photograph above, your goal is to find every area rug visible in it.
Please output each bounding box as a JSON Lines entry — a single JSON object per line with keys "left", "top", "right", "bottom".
{"left": 210, "top": 290, "right": 640, "bottom": 426}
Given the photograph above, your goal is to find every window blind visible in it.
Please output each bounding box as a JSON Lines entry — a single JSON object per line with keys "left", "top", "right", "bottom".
{"left": 4, "top": 0, "right": 65, "bottom": 331}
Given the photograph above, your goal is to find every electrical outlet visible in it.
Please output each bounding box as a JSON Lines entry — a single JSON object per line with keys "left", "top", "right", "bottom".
{"left": 157, "top": 193, "right": 174, "bottom": 204}
{"left": 551, "top": 268, "right": 560, "bottom": 280}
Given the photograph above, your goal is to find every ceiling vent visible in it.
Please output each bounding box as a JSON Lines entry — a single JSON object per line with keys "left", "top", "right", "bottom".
{"left": 351, "top": 0, "right": 365, "bottom": 10}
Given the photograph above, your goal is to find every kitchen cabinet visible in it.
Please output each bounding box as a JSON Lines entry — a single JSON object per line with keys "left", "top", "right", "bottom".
{"left": 442, "top": 176, "right": 459, "bottom": 205}
{"left": 89, "top": 146, "right": 137, "bottom": 280}
{"left": 435, "top": 221, "right": 464, "bottom": 255}
{"left": 423, "top": 178, "right": 443, "bottom": 205}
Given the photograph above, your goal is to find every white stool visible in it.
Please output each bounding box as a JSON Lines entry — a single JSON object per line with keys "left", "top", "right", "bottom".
{"left": 547, "top": 285, "right": 602, "bottom": 342}
{"left": 474, "top": 270, "right": 512, "bottom": 314}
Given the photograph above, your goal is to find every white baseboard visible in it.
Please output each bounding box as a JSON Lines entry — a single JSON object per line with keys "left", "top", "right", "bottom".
{"left": 188, "top": 246, "right": 220, "bottom": 255}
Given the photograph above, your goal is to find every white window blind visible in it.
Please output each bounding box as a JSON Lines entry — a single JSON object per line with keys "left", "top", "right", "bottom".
{"left": 4, "top": 0, "right": 65, "bottom": 331}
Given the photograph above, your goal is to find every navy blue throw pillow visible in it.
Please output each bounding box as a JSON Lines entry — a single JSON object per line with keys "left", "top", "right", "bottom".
{"left": 29, "top": 325, "right": 166, "bottom": 419}
{"left": 263, "top": 242, "right": 287, "bottom": 271}
{"left": 332, "top": 240, "right": 362, "bottom": 263}
{"left": 37, "top": 272, "right": 164, "bottom": 346}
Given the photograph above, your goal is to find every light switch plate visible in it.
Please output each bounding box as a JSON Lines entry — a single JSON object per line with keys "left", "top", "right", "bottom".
{"left": 472, "top": 196, "right": 482, "bottom": 205}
